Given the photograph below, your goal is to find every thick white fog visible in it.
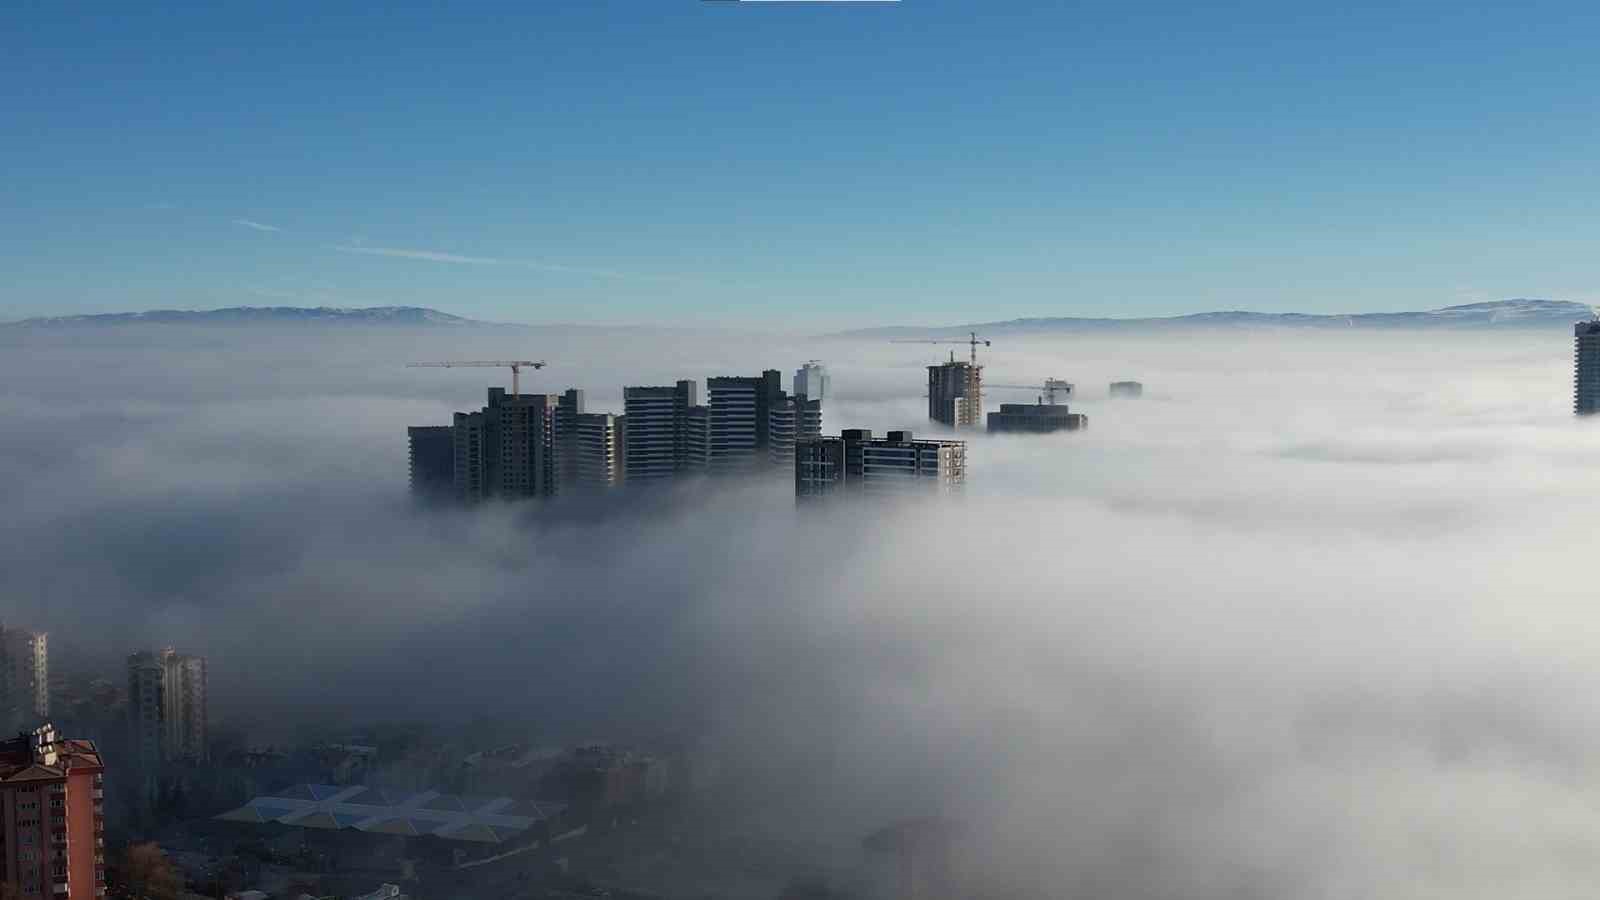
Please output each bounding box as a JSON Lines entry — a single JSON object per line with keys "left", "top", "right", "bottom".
{"left": 2, "top": 324, "right": 1597, "bottom": 897}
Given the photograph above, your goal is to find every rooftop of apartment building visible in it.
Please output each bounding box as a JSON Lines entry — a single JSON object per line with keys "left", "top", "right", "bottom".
{"left": 0, "top": 724, "right": 103, "bottom": 782}
{"left": 832, "top": 428, "right": 963, "bottom": 447}
{"left": 994, "top": 402, "right": 1078, "bottom": 416}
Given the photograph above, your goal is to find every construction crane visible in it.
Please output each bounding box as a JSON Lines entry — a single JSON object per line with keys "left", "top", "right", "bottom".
{"left": 889, "top": 331, "right": 991, "bottom": 369}
{"left": 988, "top": 378, "right": 1074, "bottom": 405}
{"left": 891, "top": 332, "right": 992, "bottom": 428}
{"left": 407, "top": 360, "right": 546, "bottom": 396}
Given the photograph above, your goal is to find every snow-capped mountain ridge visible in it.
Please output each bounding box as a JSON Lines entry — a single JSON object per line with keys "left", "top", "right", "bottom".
{"left": 5, "top": 306, "right": 477, "bottom": 327}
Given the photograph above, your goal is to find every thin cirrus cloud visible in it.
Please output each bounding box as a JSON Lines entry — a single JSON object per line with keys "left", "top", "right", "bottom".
{"left": 330, "top": 243, "right": 697, "bottom": 285}
{"left": 331, "top": 244, "right": 498, "bottom": 265}
{"left": 232, "top": 218, "right": 283, "bottom": 233}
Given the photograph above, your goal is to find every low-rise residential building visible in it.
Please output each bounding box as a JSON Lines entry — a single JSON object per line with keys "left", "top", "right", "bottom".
{"left": 986, "top": 401, "right": 1088, "bottom": 433}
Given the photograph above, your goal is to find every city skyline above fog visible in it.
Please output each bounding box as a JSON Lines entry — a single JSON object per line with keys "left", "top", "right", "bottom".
{"left": 13, "top": 2, "right": 1600, "bottom": 897}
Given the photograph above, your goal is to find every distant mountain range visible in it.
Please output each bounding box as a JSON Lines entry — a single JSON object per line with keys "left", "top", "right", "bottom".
{"left": 833, "top": 299, "right": 1599, "bottom": 338}
{"left": 2, "top": 305, "right": 477, "bottom": 327}
{"left": 5, "top": 298, "right": 1596, "bottom": 333}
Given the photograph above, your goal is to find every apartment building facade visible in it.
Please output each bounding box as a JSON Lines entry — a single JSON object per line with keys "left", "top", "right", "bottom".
{"left": 0, "top": 724, "right": 105, "bottom": 900}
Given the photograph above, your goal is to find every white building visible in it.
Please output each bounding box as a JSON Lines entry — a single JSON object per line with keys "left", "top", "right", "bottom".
{"left": 794, "top": 361, "right": 830, "bottom": 403}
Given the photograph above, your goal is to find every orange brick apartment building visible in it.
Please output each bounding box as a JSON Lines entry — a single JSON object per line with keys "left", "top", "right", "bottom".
{"left": 0, "top": 724, "right": 105, "bottom": 899}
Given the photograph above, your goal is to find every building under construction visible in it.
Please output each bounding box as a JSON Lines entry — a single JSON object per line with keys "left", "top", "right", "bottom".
{"left": 909, "top": 333, "right": 988, "bottom": 429}
{"left": 927, "top": 356, "right": 982, "bottom": 428}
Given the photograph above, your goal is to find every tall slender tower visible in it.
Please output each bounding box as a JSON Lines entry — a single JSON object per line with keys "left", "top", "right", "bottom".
{"left": 1576, "top": 320, "right": 1600, "bottom": 415}
{"left": 127, "top": 652, "right": 165, "bottom": 770}
{"left": 0, "top": 626, "right": 48, "bottom": 734}
{"left": 160, "top": 649, "right": 208, "bottom": 763}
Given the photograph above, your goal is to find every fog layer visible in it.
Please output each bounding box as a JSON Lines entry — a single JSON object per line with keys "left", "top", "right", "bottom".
{"left": 2, "top": 325, "right": 1597, "bottom": 898}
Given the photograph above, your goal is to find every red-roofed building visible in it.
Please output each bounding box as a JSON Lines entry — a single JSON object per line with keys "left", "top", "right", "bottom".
{"left": 0, "top": 723, "right": 106, "bottom": 899}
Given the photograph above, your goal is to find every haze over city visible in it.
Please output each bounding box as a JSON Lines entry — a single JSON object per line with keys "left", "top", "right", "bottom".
{"left": 6, "top": 3, "right": 1600, "bottom": 900}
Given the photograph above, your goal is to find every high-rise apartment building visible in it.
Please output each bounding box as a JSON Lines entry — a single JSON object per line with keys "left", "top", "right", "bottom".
{"left": 494, "top": 390, "right": 561, "bottom": 499}
{"left": 127, "top": 649, "right": 208, "bottom": 767}
{"left": 0, "top": 629, "right": 46, "bottom": 733}
{"left": 1576, "top": 321, "right": 1600, "bottom": 415}
{"left": 406, "top": 426, "right": 454, "bottom": 498}
{"left": 623, "top": 381, "right": 705, "bottom": 480}
{"left": 769, "top": 399, "right": 796, "bottom": 470}
{"left": 707, "top": 371, "right": 784, "bottom": 475}
{"left": 450, "top": 409, "right": 490, "bottom": 501}
{"left": 572, "top": 412, "right": 624, "bottom": 489}
{"left": 769, "top": 395, "right": 823, "bottom": 469}
{"left": 446, "top": 388, "right": 562, "bottom": 501}
{"left": 555, "top": 389, "right": 585, "bottom": 490}
{"left": 0, "top": 627, "right": 48, "bottom": 735}
{"left": 796, "top": 430, "right": 966, "bottom": 499}
{"left": 684, "top": 405, "right": 709, "bottom": 472}
{"left": 794, "top": 361, "right": 830, "bottom": 403}
{"left": 798, "top": 395, "right": 823, "bottom": 440}
{"left": 927, "top": 358, "right": 982, "bottom": 428}
{"left": 160, "top": 650, "right": 207, "bottom": 763}
{"left": 127, "top": 653, "right": 164, "bottom": 770}
{"left": 0, "top": 724, "right": 106, "bottom": 900}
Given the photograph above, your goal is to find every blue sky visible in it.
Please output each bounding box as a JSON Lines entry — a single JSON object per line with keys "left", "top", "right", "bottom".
{"left": 6, "top": 1, "right": 1600, "bottom": 327}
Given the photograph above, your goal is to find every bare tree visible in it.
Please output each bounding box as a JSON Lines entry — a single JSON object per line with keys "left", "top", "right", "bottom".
{"left": 116, "top": 843, "right": 182, "bottom": 900}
